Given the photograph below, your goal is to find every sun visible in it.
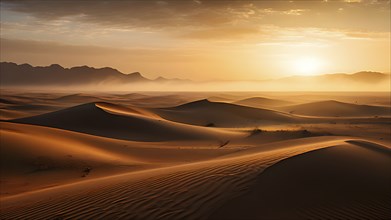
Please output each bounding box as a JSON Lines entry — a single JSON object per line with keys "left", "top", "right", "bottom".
{"left": 293, "top": 57, "right": 323, "bottom": 76}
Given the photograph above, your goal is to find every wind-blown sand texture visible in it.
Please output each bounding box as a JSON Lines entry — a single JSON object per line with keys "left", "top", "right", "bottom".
{"left": 0, "top": 92, "right": 390, "bottom": 219}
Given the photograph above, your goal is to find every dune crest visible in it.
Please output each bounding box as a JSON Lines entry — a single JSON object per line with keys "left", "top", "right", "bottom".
{"left": 95, "top": 102, "right": 160, "bottom": 118}
{"left": 1, "top": 137, "right": 359, "bottom": 219}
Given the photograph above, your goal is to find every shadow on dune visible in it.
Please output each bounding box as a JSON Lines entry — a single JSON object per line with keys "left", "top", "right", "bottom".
{"left": 210, "top": 142, "right": 391, "bottom": 220}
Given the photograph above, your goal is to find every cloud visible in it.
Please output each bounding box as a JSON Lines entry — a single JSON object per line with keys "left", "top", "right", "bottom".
{"left": 0, "top": 37, "right": 205, "bottom": 61}
{"left": 179, "top": 26, "right": 261, "bottom": 39}
{"left": 343, "top": 0, "right": 362, "bottom": 2}
{"left": 0, "top": 0, "right": 389, "bottom": 44}
{"left": 1, "top": 1, "right": 233, "bottom": 28}
{"left": 2, "top": 0, "right": 389, "bottom": 31}
{"left": 342, "top": 31, "right": 390, "bottom": 40}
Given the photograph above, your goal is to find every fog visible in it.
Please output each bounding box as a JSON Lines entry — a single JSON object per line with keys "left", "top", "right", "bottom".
{"left": 2, "top": 77, "right": 389, "bottom": 93}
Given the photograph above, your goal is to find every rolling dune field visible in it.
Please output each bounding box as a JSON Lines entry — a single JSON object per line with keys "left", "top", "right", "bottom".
{"left": 0, "top": 92, "right": 390, "bottom": 219}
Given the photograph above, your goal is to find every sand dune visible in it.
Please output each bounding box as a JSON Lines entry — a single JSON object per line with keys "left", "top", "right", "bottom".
{"left": 0, "top": 137, "right": 361, "bottom": 219}
{"left": 114, "top": 92, "right": 151, "bottom": 100}
{"left": 0, "top": 121, "right": 242, "bottom": 196}
{"left": 0, "top": 122, "right": 137, "bottom": 196}
{"left": 53, "top": 93, "right": 106, "bottom": 103}
{"left": 0, "top": 97, "right": 19, "bottom": 105}
{"left": 229, "top": 129, "right": 328, "bottom": 147}
{"left": 207, "top": 96, "right": 234, "bottom": 102}
{"left": 1, "top": 92, "right": 390, "bottom": 219}
{"left": 96, "top": 102, "right": 160, "bottom": 118}
{"left": 234, "top": 97, "right": 293, "bottom": 108}
{"left": 0, "top": 103, "right": 63, "bottom": 120}
{"left": 13, "top": 102, "right": 242, "bottom": 141}
{"left": 0, "top": 93, "right": 69, "bottom": 119}
{"left": 153, "top": 99, "right": 298, "bottom": 127}
{"left": 4, "top": 103, "right": 59, "bottom": 112}
{"left": 0, "top": 109, "right": 31, "bottom": 120}
{"left": 211, "top": 140, "right": 391, "bottom": 220}
{"left": 280, "top": 100, "right": 391, "bottom": 117}
{"left": 128, "top": 94, "right": 199, "bottom": 108}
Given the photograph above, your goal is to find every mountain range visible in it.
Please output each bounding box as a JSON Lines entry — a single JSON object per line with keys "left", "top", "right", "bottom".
{"left": 0, "top": 62, "right": 152, "bottom": 86}
{"left": 0, "top": 62, "right": 389, "bottom": 86}
{"left": 285, "top": 71, "right": 390, "bottom": 83}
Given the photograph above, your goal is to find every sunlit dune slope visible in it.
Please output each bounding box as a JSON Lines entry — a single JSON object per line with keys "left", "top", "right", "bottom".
{"left": 280, "top": 100, "right": 391, "bottom": 117}
{"left": 0, "top": 122, "right": 137, "bottom": 196}
{"left": 229, "top": 129, "right": 326, "bottom": 147}
{"left": 0, "top": 121, "right": 243, "bottom": 196}
{"left": 1, "top": 136, "right": 372, "bottom": 220}
{"left": 12, "top": 102, "right": 241, "bottom": 141}
{"left": 211, "top": 140, "right": 391, "bottom": 220}
{"left": 152, "top": 99, "right": 298, "bottom": 127}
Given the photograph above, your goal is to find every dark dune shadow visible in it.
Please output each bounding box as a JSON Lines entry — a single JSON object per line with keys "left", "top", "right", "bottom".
{"left": 210, "top": 143, "right": 391, "bottom": 220}
{"left": 346, "top": 140, "right": 391, "bottom": 155}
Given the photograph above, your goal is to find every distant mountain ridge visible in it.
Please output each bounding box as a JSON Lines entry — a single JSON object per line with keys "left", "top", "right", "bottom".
{"left": 283, "top": 71, "right": 390, "bottom": 83}
{"left": 0, "top": 62, "right": 191, "bottom": 86}
{"left": 0, "top": 62, "right": 151, "bottom": 86}
{"left": 0, "top": 62, "right": 389, "bottom": 87}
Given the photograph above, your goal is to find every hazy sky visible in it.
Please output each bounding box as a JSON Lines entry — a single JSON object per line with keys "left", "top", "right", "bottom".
{"left": 0, "top": 0, "right": 390, "bottom": 80}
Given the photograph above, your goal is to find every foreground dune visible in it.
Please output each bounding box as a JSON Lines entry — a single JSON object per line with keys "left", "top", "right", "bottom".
{"left": 2, "top": 137, "right": 389, "bottom": 219}
{"left": 211, "top": 140, "right": 391, "bottom": 220}
{"left": 0, "top": 120, "right": 329, "bottom": 196}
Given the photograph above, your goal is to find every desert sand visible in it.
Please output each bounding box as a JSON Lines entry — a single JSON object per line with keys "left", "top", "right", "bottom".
{"left": 0, "top": 91, "right": 390, "bottom": 219}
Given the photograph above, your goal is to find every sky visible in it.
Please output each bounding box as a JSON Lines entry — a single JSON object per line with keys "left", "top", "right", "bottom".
{"left": 0, "top": 0, "right": 390, "bottom": 81}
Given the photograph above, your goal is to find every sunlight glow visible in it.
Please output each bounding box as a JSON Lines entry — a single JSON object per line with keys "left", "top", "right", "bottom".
{"left": 293, "top": 57, "right": 324, "bottom": 76}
